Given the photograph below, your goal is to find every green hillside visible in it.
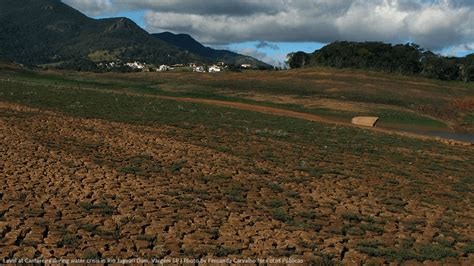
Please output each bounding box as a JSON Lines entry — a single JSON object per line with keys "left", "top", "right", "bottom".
{"left": 0, "top": 0, "right": 271, "bottom": 70}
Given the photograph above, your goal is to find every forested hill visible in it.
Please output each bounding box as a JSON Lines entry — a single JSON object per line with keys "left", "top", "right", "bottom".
{"left": 0, "top": 0, "right": 198, "bottom": 68}
{"left": 0, "top": 0, "right": 271, "bottom": 70}
{"left": 287, "top": 42, "right": 474, "bottom": 82}
{"left": 153, "top": 32, "right": 271, "bottom": 69}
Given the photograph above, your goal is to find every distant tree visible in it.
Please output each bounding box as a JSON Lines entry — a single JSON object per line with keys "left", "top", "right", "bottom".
{"left": 463, "top": 65, "right": 474, "bottom": 82}
{"left": 258, "top": 65, "right": 272, "bottom": 71}
{"left": 227, "top": 64, "right": 242, "bottom": 72}
{"left": 308, "top": 41, "right": 423, "bottom": 74}
{"left": 286, "top": 51, "right": 311, "bottom": 69}
{"left": 466, "top": 54, "right": 474, "bottom": 64}
{"left": 284, "top": 41, "right": 474, "bottom": 82}
{"left": 421, "top": 54, "right": 460, "bottom": 80}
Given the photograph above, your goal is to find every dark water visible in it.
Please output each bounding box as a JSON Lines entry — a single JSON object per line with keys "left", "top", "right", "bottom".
{"left": 403, "top": 130, "right": 474, "bottom": 143}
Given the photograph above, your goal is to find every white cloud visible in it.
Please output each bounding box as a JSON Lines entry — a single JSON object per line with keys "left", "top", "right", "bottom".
{"left": 62, "top": 0, "right": 115, "bottom": 16}
{"left": 235, "top": 47, "right": 280, "bottom": 66}
{"left": 445, "top": 42, "right": 474, "bottom": 56}
{"left": 64, "top": 0, "right": 474, "bottom": 51}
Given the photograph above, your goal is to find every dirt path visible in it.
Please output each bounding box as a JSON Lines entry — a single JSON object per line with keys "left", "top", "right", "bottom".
{"left": 161, "top": 96, "right": 472, "bottom": 146}
{"left": 157, "top": 95, "right": 339, "bottom": 124}
{"left": 0, "top": 78, "right": 340, "bottom": 125}
{"left": 1, "top": 78, "right": 472, "bottom": 146}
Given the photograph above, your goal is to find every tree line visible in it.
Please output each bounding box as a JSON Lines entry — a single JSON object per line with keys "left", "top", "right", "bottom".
{"left": 287, "top": 41, "right": 474, "bottom": 82}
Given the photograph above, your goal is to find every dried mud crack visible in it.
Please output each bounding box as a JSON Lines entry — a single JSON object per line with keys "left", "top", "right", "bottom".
{"left": 0, "top": 101, "right": 473, "bottom": 264}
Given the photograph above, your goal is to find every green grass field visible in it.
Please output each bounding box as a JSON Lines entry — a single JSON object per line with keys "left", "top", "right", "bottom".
{"left": 2, "top": 66, "right": 465, "bottom": 132}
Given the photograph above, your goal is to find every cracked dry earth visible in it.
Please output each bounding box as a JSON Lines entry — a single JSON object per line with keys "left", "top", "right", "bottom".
{"left": 1, "top": 102, "right": 473, "bottom": 265}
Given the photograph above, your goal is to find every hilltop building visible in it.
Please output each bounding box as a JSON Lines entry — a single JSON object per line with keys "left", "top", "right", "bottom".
{"left": 126, "top": 61, "right": 145, "bottom": 70}
{"left": 208, "top": 65, "right": 222, "bottom": 72}
{"left": 158, "top": 65, "right": 170, "bottom": 71}
{"left": 193, "top": 66, "right": 205, "bottom": 72}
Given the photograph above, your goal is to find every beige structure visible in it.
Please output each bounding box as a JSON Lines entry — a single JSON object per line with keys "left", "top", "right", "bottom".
{"left": 351, "top": 116, "right": 379, "bottom": 127}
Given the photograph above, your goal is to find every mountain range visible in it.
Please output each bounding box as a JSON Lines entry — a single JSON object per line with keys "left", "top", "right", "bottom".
{"left": 0, "top": 0, "right": 271, "bottom": 70}
{"left": 152, "top": 32, "right": 264, "bottom": 67}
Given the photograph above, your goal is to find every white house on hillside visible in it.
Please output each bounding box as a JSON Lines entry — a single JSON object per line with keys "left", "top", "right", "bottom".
{"left": 208, "top": 65, "right": 222, "bottom": 72}
{"left": 193, "top": 66, "right": 205, "bottom": 72}
{"left": 126, "top": 61, "right": 145, "bottom": 70}
{"left": 158, "top": 65, "right": 170, "bottom": 71}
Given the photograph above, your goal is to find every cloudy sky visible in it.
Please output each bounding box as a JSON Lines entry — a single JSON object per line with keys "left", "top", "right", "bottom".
{"left": 63, "top": 0, "right": 474, "bottom": 66}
